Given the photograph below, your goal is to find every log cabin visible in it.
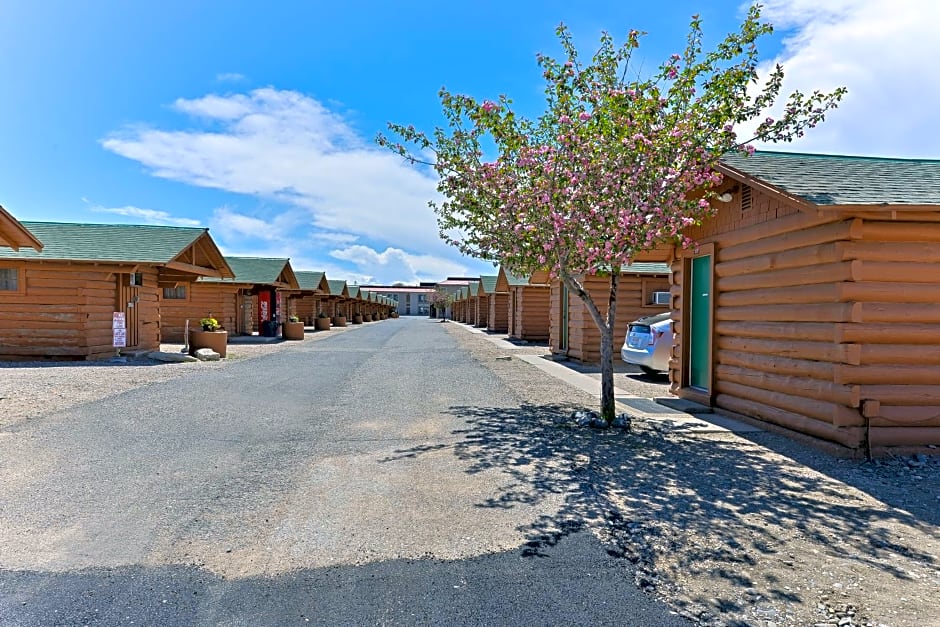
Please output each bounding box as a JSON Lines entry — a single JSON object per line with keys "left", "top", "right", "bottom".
{"left": 170, "top": 256, "right": 299, "bottom": 340}
{"left": 0, "top": 221, "right": 232, "bottom": 360}
{"left": 548, "top": 263, "right": 672, "bottom": 363}
{"left": 670, "top": 150, "right": 940, "bottom": 456}
{"left": 0, "top": 205, "right": 43, "bottom": 251}
{"left": 496, "top": 267, "right": 550, "bottom": 342}
{"left": 453, "top": 287, "right": 468, "bottom": 322}
{"left": 479, "top": 274, "right": 508, "bottom": 333}
{"left": 323, "top": 279, "right": 350, "bottom": 318}
{"left": 288, "top": 271, "right": 329, "bottom": 325}
{"left": 467, "top": 280, "right": 487, "bottom": 328}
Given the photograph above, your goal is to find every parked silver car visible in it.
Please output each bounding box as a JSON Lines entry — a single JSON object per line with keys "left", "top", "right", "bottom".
{"left": 620, "top": 312, "right": 673, "bottom": 375}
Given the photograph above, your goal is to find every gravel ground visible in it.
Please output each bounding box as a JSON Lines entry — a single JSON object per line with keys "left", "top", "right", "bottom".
{"left": 2, "top": 320, "right": 937, "bottom": 626}
{"left": 0, "top": 326, "right": 358, "bottom": 430}
{"left": 443, "top": 323, "right": 940, "bottom": 627}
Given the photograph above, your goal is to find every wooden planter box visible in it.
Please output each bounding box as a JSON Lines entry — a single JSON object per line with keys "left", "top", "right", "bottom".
{"left": 331, "top": 315, "right": 347, "bottom": 327}
{"left": 282, "top": 321, "right": 305, "bottom": 340}
{"left": 352, "top": 314, "right": 363, "bottom": 324}
{"left": 314, "top": 317, "right": 331, "bottom": 331}
{"left": 189, "top": 330, "right": 228, "bottom": 358}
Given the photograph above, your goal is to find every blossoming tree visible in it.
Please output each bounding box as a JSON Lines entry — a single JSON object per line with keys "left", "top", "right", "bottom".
{"left": 379, "top": 6, "right": 845, "bottom": 423}
{"left": 430, "top": 287, "right": 454, "bottom": 321}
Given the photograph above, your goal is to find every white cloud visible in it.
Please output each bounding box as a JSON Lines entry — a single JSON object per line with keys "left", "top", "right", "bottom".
{"left": 89, "top": 204, "right": 201, "bottom": 227}
{"left": 101, "top": 88, "right": 449, "bottom": 256}
{"left": 330, "top": 244, "right": 473, "bottom": 284}
{"left": 750, "top": 0, "right": 940, "bottom": 157}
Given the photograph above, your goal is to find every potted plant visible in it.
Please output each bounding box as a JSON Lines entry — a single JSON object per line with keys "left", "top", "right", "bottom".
{"left": 190, "top": 315, "right": 228, "bottom": 357}
{"left": 314, "top": 311, "right": 332, "bottom": 331}
{"left": 363, "top": 312, "right": 373, "bottom": 322}
{"left": 283, "top": 314, "right": 305, "bottom": 340}
{"left": 352, "top": 311, "right": 363, "bottom": 324}
{"left": 331, "top": 311, "right": 347, "bottom": 327}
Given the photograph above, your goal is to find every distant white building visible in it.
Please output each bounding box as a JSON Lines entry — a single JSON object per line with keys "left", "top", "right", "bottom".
{"left": 365, "top": 285, "right": 437, "bottom": 316}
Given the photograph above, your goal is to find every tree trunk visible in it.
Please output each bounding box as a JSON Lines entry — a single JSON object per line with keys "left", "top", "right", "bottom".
{"left": 563, "top": 270, "right": 619, "bottom": 423}
{"left": 600, "top": 272, "right": 619, "bottom": 422}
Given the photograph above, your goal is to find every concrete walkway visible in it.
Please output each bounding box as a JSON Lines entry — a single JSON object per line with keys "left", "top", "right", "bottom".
{"left": 449, "top": 321, "right": 761, "bottom": 436}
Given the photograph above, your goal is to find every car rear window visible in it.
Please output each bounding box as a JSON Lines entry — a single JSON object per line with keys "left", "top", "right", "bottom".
{"left": 629, "top": 324, "right": 652, "bottom": 334}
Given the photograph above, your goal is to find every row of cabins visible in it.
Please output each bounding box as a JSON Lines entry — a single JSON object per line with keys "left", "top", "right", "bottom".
{"left": 452, "top": 151, "right": 940, "bottom": 456}
{"left": 0, "top": 216, "right": 396, "bottom": 360}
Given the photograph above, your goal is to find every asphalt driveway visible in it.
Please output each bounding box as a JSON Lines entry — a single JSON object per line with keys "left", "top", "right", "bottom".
{"left": 0, "top": 317, "right": 685, "bottom": 626}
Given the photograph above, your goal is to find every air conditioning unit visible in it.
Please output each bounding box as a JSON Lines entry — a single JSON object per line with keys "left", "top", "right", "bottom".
{"left": 652, "top": 291, "right": 671, "bottom": 306}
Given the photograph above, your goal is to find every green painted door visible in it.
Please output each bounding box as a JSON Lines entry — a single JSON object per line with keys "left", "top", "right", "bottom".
{"left": 689, "top": 255, "right": 712, "bottom": 390}
{"left": 559, "top": 283, "right": 569, "bottom": 351}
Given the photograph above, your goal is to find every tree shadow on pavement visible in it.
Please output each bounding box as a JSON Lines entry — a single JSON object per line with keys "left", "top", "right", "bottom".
{"left": 386, "top": 403, "right": 940, "bottom": 625}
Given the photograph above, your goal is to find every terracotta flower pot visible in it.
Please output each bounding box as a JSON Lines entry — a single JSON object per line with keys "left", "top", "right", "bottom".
{"left": 283, "top": 321, "right": 305, "bottom": 340}
{"left": 189, "top": 330, "right": 228, "bottom": 358}
{"left": 352, "top": 315, "right": 363, "bottom": 324}
{"left": 363, "top": 314, "right": 373, "bottom": 322}
{"left": 331, "top": 315, "right": 347, "bottom": 327}
{"left": 314, "top": 317, "right": 331, "bottom": 331}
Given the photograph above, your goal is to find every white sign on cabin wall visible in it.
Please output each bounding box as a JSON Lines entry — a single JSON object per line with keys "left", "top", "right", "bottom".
{"left": 112, "top": 312, "right": 127, "bottom": 348}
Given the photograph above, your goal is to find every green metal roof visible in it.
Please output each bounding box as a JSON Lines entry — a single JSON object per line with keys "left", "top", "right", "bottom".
{"left": 620, "top": 262, "right": 671, "bottom": 275}
{"left": 202, "top": 256, "right": 291, "bottom": 285}
{"left": 347, "top": 285, "right": 361, "bottom": 298}
{"left": 0, "top": 221, "right": 206, "bottom": 263}
{"left": 479, "top": 275, "right": 500, "bottom": 294}
{"left": 720, "top": 151, "right": 940, "bottom": 206}
{"left": 502, "top": 269, "right": 530, "bottom": 287}
{"left": 468, "top": 282, "right": 479, "bottom": 297}
{"left": 295, "top": 270, "right": 326, "bottom": 291}
{"left": 327, "top": 279, "right": 347, "bottom": 296}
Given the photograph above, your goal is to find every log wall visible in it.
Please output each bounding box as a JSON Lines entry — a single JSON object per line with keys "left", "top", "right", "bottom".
{"left": 487, "top": 293, "right": 509, "bottom": 333}
{"left": 159, "top": 283, "right": 239, "bottom": 342}
{"left": 510, "top": 285, "right": 550, "bottom": 341}
{"left": 549, "top": 273, "right": 670, "bottom": 363}
{"left": 0, "top": 262, "right": 161, "bottom": 360}
{"left": 672, "top": 181, "right": 940, "bottom": 453}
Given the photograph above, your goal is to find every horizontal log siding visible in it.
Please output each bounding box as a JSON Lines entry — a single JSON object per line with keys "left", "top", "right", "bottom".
{"left": 845, "top": 220, "right": 940, "bottom": 448}
{"left": 562, "top": 274, "right": 670, "bottom": 364}
{"left": 511, "top": 285, "right": 550, "bottom": 341}
{"left": 676, "top": 193, "right": 866, "bottom": 448}
{"left": 487, "top": 293, "right": 509, "bottom": 333}
{"left": 0, "top": 263, "right": 161, "bottom": 360}
{"left": 678, "top": 197, "right": 940, "bottom": 451}
{"left": 159, "top": 283, "right": 238, "bottom": 342}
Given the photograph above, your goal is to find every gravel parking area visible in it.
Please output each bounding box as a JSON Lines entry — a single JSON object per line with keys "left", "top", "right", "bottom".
{"left": 0, "top": 327, "right": 358, "bottom": 430}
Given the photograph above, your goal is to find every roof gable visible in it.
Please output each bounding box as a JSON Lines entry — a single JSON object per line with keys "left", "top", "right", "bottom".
{"left": 294, "top": 270, "right": 329, "bottom": 292}
{"left": 326, "top": 279, "right": 349, "bottom": 297}
{"left": 202, "top": 256, "right": 298, "bottom": 287}
{"left": 479, "top": 275, "right": 500, "bottom": 294}
{"left": 496, "top": 266, "right": 531, "bottom": 291}
{"left": 0, "top": 206, "right": 42, "bottom": 251}
{"left": 720, "top": 151, "right": 940, "bottom": 207}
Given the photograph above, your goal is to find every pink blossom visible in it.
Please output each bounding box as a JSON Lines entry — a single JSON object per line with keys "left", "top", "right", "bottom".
{"left": 578, "top": 111, "right": 591, "bottom": 121}
{"left": 482, "top": 101, "right": 498, "bottom": 113}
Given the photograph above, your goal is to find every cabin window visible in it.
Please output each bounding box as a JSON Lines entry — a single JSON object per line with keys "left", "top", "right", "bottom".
{"left": 162, "top": 285, "right": 187, "bottom": 299}
{"left": 0, "top": 267, "right": 19, "bottom": 291}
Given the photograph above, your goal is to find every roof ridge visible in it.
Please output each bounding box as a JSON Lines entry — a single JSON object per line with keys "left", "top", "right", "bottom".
{"left": 746, "top": 150, "right": 940, "bottom": 164}
{"left": 19, "top": 220, "right": 206, "bottom": 230}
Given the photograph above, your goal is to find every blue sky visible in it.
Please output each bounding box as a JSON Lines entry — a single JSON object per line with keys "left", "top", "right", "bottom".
{"left": 1, "top": 1, "right": 936, "bottom": 283}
